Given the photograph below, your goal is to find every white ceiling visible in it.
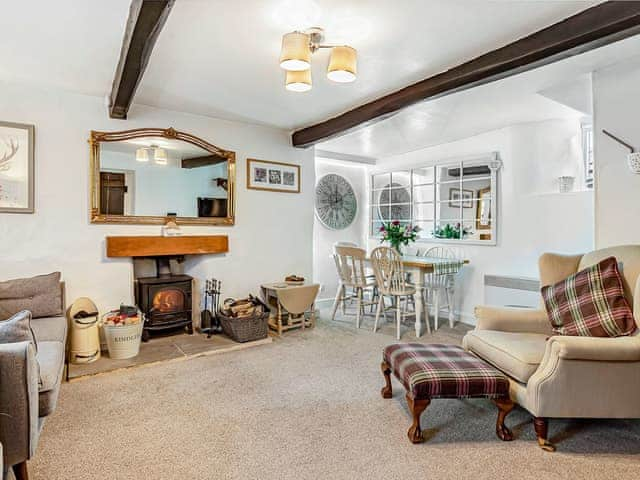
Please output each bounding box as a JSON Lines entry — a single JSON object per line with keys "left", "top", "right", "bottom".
{"left": 318, "top": 34, "right": 640, "bottom": 159}
{"left": 0, "top": 0, "right": 602, "bottom": 131}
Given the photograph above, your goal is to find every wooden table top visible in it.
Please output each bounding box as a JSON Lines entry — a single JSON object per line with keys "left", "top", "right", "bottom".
{"left": 398, "top": 255, "right": 470, "bottom": 269}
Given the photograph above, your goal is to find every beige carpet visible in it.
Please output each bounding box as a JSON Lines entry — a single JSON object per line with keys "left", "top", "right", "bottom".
{"left": 31, "top": 315, "right": 640, "bottom": 479}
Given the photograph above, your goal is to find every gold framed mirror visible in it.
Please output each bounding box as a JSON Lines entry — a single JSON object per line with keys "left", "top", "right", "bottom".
{"left": 89, "top": 127, "right": 235, "bottom": 225}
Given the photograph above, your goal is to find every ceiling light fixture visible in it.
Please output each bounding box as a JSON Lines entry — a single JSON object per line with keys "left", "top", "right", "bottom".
{"left": 135, "top": 147, "right": 149, "bottom": 162}
{"left": 279, "top": 27, "right": 357, "bottom": 92}
{"left": 153, "top": 146, "right": 168, "bottom": 165}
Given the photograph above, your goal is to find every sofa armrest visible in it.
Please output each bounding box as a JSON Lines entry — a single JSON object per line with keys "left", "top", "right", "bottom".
{"left": 545, "top": 335, "right": 640, "bottom": 361}
{"left": 0, "top": 341, "right": 40, "bottom": 468}
{"left": 474, "top": 305, "right": 552, "bottom": 334}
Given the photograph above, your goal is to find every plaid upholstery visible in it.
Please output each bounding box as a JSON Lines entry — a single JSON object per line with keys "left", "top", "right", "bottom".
{"left": 383, "top": 343, "right": 509, "bottom": 399}
{"left": 541, "top": 256, "right": 636, "bottom": 337}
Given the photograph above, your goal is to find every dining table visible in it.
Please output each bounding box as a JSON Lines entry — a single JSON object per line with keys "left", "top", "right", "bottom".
{"left": 367, "top": 254, "right": 470, "bottom": 337}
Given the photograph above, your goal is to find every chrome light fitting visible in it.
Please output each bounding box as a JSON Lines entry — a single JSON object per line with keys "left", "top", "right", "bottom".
{"left": 279, "top": 27, "right": 357, "bottom": 92}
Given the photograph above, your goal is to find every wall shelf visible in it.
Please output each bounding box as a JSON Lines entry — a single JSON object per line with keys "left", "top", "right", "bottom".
{"left": 106, "top": 235, "right": 229, "bottom": 257}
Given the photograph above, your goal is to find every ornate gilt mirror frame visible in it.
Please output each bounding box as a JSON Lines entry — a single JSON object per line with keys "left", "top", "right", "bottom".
{"left": 89, "top": 127, "right": 236, "bottom": 225}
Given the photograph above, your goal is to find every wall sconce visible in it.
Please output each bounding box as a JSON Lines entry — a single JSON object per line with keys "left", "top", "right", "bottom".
{"left": 602, "top": 129, "right": 640, "bottom": 174}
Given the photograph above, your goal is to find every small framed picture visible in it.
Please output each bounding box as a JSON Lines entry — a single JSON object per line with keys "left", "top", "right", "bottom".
{"left": 448, "top": 187, "right": 473, "bottom": 208}
{"left": 247, "top": 158, "right": 300, "bottom": 193}
{"left": 0, "top": 121, "right": 35, "bottom": 213}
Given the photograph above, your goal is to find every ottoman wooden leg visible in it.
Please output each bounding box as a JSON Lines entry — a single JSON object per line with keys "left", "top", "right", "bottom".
{"left": 533, "top": 417, "right": 556, "bottom": 452}
{"left": 380, "top": 361, "right": 393, "bottom": 398}
{"left": 493, "top": 397, "right": 514, "bottom": 441}
{"left": 406, "top": 393, "right": 430, "bottom": 444}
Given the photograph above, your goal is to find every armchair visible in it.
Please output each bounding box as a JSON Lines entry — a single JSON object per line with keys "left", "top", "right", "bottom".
{"left": 463, "top": 245, "right": 640, "bottom": 451}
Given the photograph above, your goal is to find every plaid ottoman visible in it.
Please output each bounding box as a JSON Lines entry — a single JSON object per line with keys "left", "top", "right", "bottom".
{"left": 381, "top": 343, "right": 514, "bottom": 444}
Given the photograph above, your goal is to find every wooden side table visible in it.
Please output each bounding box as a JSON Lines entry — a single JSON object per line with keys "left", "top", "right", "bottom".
{"left": 261, "top": 283, "right": 318, "bottom": 336}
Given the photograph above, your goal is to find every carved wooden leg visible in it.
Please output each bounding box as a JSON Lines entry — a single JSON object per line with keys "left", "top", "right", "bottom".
{"left": 493, "top": 397, "right": 515, "bottom": 441}
{"left": 406, "top": 393, "right": 430, "bottom": 444}
{"left": 533, "top": 417, "right": 556, "bottom": 452}
{"left": 13, "top": 461, "right": 29, "bottom": 480}
{"left": 380, "top": 361, "right": 393, "bottom": 398}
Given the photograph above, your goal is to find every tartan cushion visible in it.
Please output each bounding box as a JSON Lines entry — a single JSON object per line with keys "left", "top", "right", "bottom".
{"left": 383, "top": 343, "right": 509, "bottom": 399}
{"left": 541, "top": 256, "right": 636, "bottom": 337}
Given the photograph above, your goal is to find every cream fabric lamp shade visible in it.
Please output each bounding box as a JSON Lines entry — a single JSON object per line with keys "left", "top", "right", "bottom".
{"left": 327, "top": 46, "right": 357, "bottom": 83}
{"left": 153, "top": 147, "right": 168, "bottom": 165}
{"left": 285, "top": 69, "right": 312, "bottom": 92}
{"left": 280, "top": 32, "right": 311, "bottom": 71}
{"left": 135, "top": 147, "right": 149, "bottom": 162}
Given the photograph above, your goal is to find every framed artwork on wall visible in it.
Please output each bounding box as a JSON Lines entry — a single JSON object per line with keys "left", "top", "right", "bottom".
{"left": 448, "top": 187, "right": 473, "bottom": 208}
{"left": 0, "top": 121, "right": 35, "bottom": 213}
{"left": 246, "top": 158, "right": 300, "bottom": 193}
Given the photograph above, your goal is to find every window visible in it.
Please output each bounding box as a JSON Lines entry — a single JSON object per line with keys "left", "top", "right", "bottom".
{"left": 370, "top": 154, "right": 501, "bottom": 244}
{"left": 582, "top": 123, "right": 594, "bottom": 189}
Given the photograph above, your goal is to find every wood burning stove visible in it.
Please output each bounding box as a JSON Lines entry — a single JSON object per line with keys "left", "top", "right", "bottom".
{"left": 136, "top": 274, "right": 193, "bottom": 341}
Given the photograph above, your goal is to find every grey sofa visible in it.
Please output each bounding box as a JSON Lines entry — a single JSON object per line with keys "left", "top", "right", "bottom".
{"left": 0, "top": 272, "right": 67, "bottom": 480}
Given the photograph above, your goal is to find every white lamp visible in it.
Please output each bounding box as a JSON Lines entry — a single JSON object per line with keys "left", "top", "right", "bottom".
{"left": 285, "top": 69, "right": 312, "bottom": 92}
{"left": 135, "top": 147, "right": 149, "bottom": 162}
{"left": 279, "top": 31, "right": 311, "bottom": 71}
{"left": 327, "top": 46, "right": 357, "bottom": 83}
{"left": 153, "top": 147, "right": 168, "bottom": 165}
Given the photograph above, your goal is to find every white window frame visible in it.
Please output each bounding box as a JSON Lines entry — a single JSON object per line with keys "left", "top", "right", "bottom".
{"left": 369, "top": 152, "right": 501, "bottom": 246}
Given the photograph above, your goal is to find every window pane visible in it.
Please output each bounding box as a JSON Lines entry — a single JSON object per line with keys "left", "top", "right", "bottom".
{"left": 413, "top": 203, "right": 434, "bottom": 221}
{"left": 412, "top": 167, "right": 434, "bottom": 185}
{"left": 389, "top": 203, "right": 411, "bottom": 221}
{"left": 390, "top": 170, "right": 411, "bottom": 188}
{"left": 413, "top": 184, "right": 434, "bottom": 203}
{"left": 415, "top": 222, "right": 435, "bottom": 239}
{"left": 372, "top": 173, "right": 390, "bottom": 190}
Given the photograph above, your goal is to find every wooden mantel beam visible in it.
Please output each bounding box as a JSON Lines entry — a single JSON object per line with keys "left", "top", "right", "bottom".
{"left": 292, "top": 1, "right": 640, "bottom": 148}
{"left": 109, "top": 0, "right": 174, "bottom": 119}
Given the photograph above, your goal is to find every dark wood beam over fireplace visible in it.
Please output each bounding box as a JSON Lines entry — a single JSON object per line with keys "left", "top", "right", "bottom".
{"left": 292, "top": 1, "right": 640, "bottom": 148}
{"left": 109, "top": 0, "right": 174, "bottom": 119}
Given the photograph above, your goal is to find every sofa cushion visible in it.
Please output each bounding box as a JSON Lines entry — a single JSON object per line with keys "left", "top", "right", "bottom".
{"left": 0, "top": 272, "right": 63, "bottom": 320}
{"left": 36, "top": 341, "right": 65, "bottom": 416}
{"left": 31, "top": 315, "right": 68, "bottom": 343}
{"left": 464, "top": 330, "right": 548, "bottom": 383}
{"left": 0, "top": 310, "right": 37, "bottom": 349}
{"left": 541, "top": 256, "right": 636, "bottom": 337}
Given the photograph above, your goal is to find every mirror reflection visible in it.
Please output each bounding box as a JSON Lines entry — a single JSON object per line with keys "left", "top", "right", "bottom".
{"left": 98, "top": 137, "right": 229, "bottom": 218}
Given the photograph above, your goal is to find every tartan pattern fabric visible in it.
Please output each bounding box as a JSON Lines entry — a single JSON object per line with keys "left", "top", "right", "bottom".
{"left": 430, "top": 258, "right": 464, "bottom": 276}
{"left": 541, "top": 256, "right": 636, "bottom": 337}
{"left": 383, "top": 343, "right": 510, "bottom": 399}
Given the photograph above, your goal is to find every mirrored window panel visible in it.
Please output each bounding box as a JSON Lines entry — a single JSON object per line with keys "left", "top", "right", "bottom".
{"left": 370, "top": 154, "right": 500, "bottom": 244}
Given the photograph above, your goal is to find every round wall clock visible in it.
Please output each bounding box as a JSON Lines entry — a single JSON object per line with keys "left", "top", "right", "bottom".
{"left": 315, "top": 174, "right": 357, "bottom": 230}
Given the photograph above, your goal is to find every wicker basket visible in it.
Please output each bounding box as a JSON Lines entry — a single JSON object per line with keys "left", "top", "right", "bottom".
{"left": 219, "top": 310, "right": 269, "bottom": 342}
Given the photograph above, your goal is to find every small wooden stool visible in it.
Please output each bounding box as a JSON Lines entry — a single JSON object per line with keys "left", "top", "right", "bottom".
{"left": 381, "top": 343, "right": 514, "bottom": 444}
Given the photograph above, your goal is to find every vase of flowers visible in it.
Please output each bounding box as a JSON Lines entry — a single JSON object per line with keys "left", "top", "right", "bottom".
{"left": 379, "top": 220, "right": 420, "bottom": 255}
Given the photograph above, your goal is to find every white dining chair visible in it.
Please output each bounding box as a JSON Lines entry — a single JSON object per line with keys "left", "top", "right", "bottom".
{"left": 422, "top": 246, "right": 462, "bottom": 330}
{"left": 370, "top": 246, "right": 416, "bottom": 340}
{"left": 331, "top": 245, "right": 378, "bottom": 328}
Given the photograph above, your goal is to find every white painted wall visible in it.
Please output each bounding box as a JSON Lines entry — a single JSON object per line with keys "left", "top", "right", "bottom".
{"left": 369, "top": 119, "right": 594, "bottom": 323}
{"left": 0, "top": 81, "right": 314, "bottom": 316}
{"left": 593, "top": 58, "right": 640, "bottom": 247}
{"left": 313, "top": 157, "right": 368, "bottom": 302}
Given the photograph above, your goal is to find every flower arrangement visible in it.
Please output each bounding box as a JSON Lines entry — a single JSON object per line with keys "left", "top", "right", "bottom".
{"left": 433, "top": 223, "right": 472, "bottom": 239}
{"left": 379, "top": 220, "right": 420, "bottom": 254}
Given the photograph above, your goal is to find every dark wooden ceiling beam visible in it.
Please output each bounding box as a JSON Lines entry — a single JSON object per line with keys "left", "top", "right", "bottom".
{"left": 109, "top": 0, "right": 174, "bottom": 119}
{"left": 181, "top": 154, "right": 228, "bottom": 169}
{"left": 292, "top": 1, "right": 640, "bottom": 148}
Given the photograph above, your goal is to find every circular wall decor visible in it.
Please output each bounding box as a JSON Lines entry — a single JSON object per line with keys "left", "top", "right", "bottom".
{"left": 315, "top": 173, "right": 357, "bottom": 230}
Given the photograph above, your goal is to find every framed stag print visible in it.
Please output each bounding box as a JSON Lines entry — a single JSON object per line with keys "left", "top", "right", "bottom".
{"left": 0, "top": 121, "right": 34, "bottom": 213}
{"left": 246, "top": 158, "right": 300, "bottom": 193}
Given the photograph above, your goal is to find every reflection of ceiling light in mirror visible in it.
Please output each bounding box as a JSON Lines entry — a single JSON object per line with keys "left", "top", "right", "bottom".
{"left": 153, "top": 147, "right": 168, "bottom": 165}
{"left": 135, "top": 147, "right": 149, "bottom": 162}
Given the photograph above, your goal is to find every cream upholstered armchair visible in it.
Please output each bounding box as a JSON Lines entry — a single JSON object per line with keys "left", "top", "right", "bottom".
{"left": 463, "top": 245, "right": 640, "bottom": 451}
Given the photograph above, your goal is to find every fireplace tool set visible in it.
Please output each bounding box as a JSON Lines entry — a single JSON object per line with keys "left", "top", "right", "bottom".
{"left": 201, "top": 278, "right": 223, "bottom": 337}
